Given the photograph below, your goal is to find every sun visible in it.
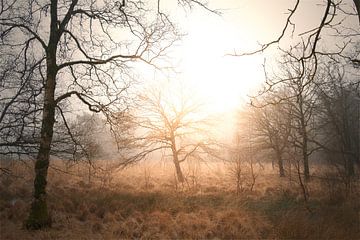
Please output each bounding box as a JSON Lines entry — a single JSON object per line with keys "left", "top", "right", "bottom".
{"left": 178, "top": 16, "right": 264, "bottom": 113}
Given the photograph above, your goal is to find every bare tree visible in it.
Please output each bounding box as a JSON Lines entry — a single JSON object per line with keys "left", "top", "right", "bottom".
{"left": 229, "top": 108, "right": 264, "bottom": 193}
{"left": 227, "top": 142, "right": 246, "bottom": 195}
{"left": 233, "top": 0, "right": 359, "bottom": 112}
{"left": 316, "top": 59, "right": 360, "bottom": 189}
{"left": 265, "top": 49, "right": 321, "bottom": 181}
{"left": 226, "top": 1, "right": 358, "bottom": 184}
{"left": 125, "top": 84, "right": 215, "bottom": 183}
{"left": 70, "top": 113, "right": 109, "bottom": 183}
{"left": 249, "top": 95, "right": 293, "bottom": 177}
{"left": 0, "top": 50, "right": 43, "bottom": 157}
{"left": 0, "top": 0, "right": 215, "bottom": 229}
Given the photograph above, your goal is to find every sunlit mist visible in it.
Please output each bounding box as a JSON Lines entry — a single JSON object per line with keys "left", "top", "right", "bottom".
{"left": 1, "top": 0, "right": 359, "bottom": 239}
{"left": 175, "top": 7, "right": 266, "bottom": 113}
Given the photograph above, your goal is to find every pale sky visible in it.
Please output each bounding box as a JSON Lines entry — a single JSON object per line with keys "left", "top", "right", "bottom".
{"left": 145, "top": 0, "right": 358, "bottom": 114}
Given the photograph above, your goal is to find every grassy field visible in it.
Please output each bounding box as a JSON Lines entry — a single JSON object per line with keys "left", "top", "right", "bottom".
{"left": 0, "top": 160, "right": 359, "bottom": 239}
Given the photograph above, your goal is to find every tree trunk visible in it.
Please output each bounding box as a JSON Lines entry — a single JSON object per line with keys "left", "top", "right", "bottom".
{"left": 170, "top": 134, "right": 184, "bottom": 183}
{"left": 296, "top": 160, "right": 309, "bottom": 203}
{"left": 299, "top": 104, "right": 310, "bottom": 181}
{"left": 303, "top": 139, "right": 310, "bottom": 181}
{"left": 25, "top": 0, "right": 60, "bottom": 229}
{"left": 298, "top": 91, "right": 310, "bottom": 181}
{"left": 173, "top": 156, "right": 184, "bottom": 183}
{"left": 276, "top": 151, "right": 285, "bottom": 177}
{"left": 26, "top": 51, "right": 57, "bottom": 229}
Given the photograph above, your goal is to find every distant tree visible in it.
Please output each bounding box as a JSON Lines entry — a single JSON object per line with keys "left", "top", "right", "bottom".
{"left": 233, "top": 1, "right": 359, "bottom": 117}
{"left": 72, "top": 114, "right": 106, "bottom": 160}
{"left": 126, "top": 84, "right": 215, "bottom": 183}
{"left": 250, "top": 96, "right": 292, "bottom": 177}
{"left": 230, "top": 109, "right": 263, "bottom": 193}
{"left": 69, "top": 113, "right": 107, "bottom": 183}
{"left": 238, "top": 1, "right": 359, "bottom": 180}
{"left": 269, "top": 48, "right": 323, "bottom": 180}
{"left": 316, "top": 60, "right": 360, "bottom": 183}
{"left": 227, "top": 139, "right": 248, "bottom": 195}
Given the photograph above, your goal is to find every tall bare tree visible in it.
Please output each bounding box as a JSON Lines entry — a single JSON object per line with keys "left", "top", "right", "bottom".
{"left": 276, "top": 50, "right": 321, "bottom": 180}
{"left": 0, "top": 0, "right": 214, "bottom": 229}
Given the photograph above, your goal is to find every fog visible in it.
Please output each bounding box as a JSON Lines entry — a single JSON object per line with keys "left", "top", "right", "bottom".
{"left": 0, "top": 0, "right": 359, "bottom": 238}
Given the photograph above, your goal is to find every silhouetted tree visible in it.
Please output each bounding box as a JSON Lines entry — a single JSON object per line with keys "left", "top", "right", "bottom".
{"left": 0, "top": 0, "right": 212, "bottom": 229}
{"left": 250, "top": 46, "right": 320, "bottom": 181}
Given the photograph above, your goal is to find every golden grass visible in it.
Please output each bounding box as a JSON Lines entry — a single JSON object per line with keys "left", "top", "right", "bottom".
{"left": 0, "top": 160, "right": 359, "bottom": 239}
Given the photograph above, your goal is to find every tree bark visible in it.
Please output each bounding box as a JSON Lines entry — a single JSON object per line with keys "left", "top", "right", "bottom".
{"left": 25, "top": 65, "right": 57, "bottom": 229}
{"left": 26, "top": 1, "right": 59, "bottom": 226}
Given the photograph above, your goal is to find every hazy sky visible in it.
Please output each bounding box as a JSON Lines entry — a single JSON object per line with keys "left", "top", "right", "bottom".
{"left": 149, "top": 0, "right": 358, "bottom": 113}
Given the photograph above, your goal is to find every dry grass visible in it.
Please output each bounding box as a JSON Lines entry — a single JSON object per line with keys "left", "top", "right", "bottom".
{"left": 0, "top": 160, "right": 359, "bottom": 239}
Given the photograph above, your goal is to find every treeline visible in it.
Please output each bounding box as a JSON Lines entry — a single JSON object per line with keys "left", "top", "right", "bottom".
{"left": 233, "top": 49, "right": 359, "bottom": 198}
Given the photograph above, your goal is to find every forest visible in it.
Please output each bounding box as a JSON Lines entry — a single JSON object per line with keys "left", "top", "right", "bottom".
{"left": 0, "top": 0, "right": 359, "bottom": 239}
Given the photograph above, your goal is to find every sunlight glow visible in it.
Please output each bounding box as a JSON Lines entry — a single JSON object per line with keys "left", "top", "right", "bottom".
{"left": 179, "top": 15, "right": 264, "bottom": 113}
